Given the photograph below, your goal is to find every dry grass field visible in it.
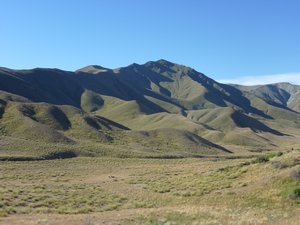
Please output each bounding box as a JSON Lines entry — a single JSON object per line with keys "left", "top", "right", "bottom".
{"left": 0, "top": 151, "right": 299, "bottom": 225}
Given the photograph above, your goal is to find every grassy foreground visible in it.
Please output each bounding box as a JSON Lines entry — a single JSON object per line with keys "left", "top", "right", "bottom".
{"left": 0, "top": 151, "right": 299, "bottom": 225}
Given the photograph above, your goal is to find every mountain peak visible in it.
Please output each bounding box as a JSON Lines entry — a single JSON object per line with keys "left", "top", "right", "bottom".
{"left": 156, "top": 59, "right": 175, "bottom": 66}
{"left": 144, "top": 59, "right": 176, "bottom": 68}
{"left": 76, "top": 65, "right": 110, "bottom": 74}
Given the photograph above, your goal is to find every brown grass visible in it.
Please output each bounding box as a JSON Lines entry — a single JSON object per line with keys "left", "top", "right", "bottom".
{"left": 0, "top": 151, "right": 299, "bottom": 224}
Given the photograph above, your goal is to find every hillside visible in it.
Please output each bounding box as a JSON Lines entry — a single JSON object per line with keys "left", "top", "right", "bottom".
{"left": 0, "top": 60, "right": 300, "bottom": 158}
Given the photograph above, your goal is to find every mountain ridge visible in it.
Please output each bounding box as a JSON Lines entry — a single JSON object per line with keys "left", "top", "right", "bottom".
{"left": 1, "top": 59, "right": 300, "bottom": 158}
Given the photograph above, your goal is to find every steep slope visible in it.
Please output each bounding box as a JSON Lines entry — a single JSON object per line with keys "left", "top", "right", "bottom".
{"left": 232, "top": 83, "right": 300, "bottom": 113}
{"left": 289, "top": 91, "right": 300, "bottom": 113}
{"left": 1, "top": 60, "right": 300, "bottom": 156}
{"left": 0, "top": 67, "right": 166, "bottom": 114}
{"left": 0, "top": 67, "right": 83, "bottom": 107}
{"left": 115, "top": 60, "right": 270, "bottom": 118}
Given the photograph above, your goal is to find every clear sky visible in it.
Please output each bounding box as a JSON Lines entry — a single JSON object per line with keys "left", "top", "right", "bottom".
{"left": 1, "top": 0, "right": 300, "bottom": 84}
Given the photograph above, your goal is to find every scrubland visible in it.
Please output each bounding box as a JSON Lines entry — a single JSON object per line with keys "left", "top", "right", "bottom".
{"left": 0, "top": 151, "right": 299, "bottom": 225}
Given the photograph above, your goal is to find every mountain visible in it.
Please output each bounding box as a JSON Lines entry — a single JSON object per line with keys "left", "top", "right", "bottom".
{"left": 232, "top": 82, "right": 300, "bottom": 113}
{"left": 0, "top": 60, "right": 300, "bottom": 158}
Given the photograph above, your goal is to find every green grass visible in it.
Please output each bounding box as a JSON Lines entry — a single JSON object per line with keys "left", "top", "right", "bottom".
{"left": 80, "top": 90, "right": 104, "bottom": 112}
{"left": 280, "top": 179, "right": 300, "bottom": 203}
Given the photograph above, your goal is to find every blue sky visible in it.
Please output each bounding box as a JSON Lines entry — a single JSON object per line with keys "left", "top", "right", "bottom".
{"left": 1, "top": 0, "right": 300, "bottom": 84}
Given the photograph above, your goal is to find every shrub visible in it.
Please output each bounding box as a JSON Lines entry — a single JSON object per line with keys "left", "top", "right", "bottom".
{"left": 289, "top": 188, "right": 300, "bottom": 199}
{"left": 251, "top": 156, "right": 269, "bottom": 164}
{"left": 290, "top": 170, "right": 300, "bottom": 179}
{"left": 267, "top": 151, "right": 283, "bottom": 159}
{"left": 41, "top": 150, "right": 77, "bottom": 160}
{"left": 271, "top": 161, "right": 288, "bottom": 169}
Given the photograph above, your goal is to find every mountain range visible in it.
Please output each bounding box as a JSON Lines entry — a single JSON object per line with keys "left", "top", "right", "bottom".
{"left": 1, "top": 59, "right": 300, "bottom": 158}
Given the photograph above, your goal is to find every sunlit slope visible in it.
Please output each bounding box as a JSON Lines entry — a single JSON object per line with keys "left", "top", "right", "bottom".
{"left": 0, "top": 91, "right": 229, "bottom": 157}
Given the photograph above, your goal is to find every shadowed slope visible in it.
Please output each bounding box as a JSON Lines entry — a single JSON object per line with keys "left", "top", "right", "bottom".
{"left": 0, "top": 67, "right": 83, "bottom": 107}
{"left": 0, "top": 93, "right": 128, "bottom": 144}
{"left": 233, "top": 83, "right": 300, "bottom": 113}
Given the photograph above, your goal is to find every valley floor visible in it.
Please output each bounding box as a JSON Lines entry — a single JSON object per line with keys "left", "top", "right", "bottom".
{"left": 0, "top": 152, "right": 300, "bottom": 225}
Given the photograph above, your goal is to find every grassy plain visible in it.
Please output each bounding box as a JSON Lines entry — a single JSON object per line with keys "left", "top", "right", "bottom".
{"left": 0, "top": 151, "right": 300, "bottom": 225}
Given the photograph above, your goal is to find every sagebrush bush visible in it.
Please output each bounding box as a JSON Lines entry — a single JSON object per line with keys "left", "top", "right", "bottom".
{"left": 251, "top": 156, "right": 269, "bottom": 164}
{"left": 289, "top": 188, "right": 300, "bottom": 199}
{"left": 271, "top": 161, "right": 288, "bottom": 169}
{"left": 290, "top": 170, "right": 300, "bottom": 179}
